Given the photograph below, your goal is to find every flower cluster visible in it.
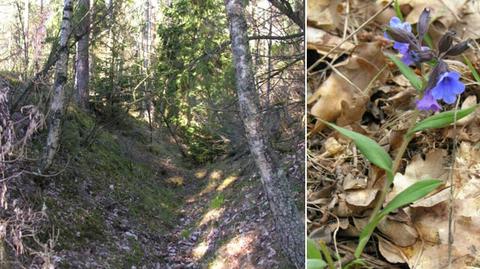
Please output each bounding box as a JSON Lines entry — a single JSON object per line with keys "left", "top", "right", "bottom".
{"left": 384, "top": 9, "right": 470, "bottom": 111}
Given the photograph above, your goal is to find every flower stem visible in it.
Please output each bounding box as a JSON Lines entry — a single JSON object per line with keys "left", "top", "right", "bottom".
{"left": 354, "top": 110, "right": 420, "bottom": 258}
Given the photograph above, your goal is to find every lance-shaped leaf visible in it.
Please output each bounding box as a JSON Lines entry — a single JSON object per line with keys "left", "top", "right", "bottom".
{"left": 386, "top": 54, "right": 423, "bottom": 91}
{"left": 417, "top": 8, "right": 430, "bottom": 42}
{"left": 380, "top": 179, "right": 443, "bottom": 216}
{"left": 307, "top": 259, "right": 327, "bottom": 269}
{"left": 408, "top": 105, "right": 478, "bottom": 135}
{"left": 355, "top": 179, "right": 442, "bottom": 258}
{"left": 307, "top": 238, "right": 322, "bottom": 259}
{"left": 321, "top": 120, "right": 393, "bottom": 174}
{"left": 307, "top": 239, "right": 329, "bottom": 268}
{"left": 464, "top": 54, "right": 480, "bottom": 83}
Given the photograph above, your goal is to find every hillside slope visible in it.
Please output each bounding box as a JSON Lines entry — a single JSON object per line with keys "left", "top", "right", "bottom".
{"left": 14, "top": 108, "right": 303, "bottom": 268}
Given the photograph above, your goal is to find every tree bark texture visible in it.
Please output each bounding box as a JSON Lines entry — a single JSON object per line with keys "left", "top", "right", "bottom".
{"left": 224, "top": 0, "right": 305, "bottom": 267}
{"left": 74, "top": 0, "right": 90, "bottom": 109}
{"left": 41, "top": 0, "right": 73, "bottom": 171}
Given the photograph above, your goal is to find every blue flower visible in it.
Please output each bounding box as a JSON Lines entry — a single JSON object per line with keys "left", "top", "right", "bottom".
{"left": 402, "top": 46, "right": 431, "bottom": 66}
{"left": 430, "top": 71, "right": 465, "bottom": 104}
{"left": 416, "top": 90, "right": 441, "bottom": 111}
{"left": 385, "top": 17, "right": 416, "bottom": 65}
{"left": 389, "top": 17, "right": 412, "bottom": 32}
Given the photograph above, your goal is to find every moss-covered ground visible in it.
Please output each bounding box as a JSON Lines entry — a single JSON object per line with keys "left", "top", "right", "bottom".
{"left": 22, "top": 106, "right": 303, "bottom": 268}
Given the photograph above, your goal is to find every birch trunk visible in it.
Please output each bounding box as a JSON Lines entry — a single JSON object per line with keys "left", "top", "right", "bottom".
{"left": 74, "top": 0, "right": 90, "bottom": 109}
{"left": 41, "top": 0, "right": 73, "bottom": 171}
{"left": 224, "top": 0, "right": 304, "bottom": 267}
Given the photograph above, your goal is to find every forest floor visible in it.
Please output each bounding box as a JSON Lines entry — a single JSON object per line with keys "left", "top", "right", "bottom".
{"left": 18, "top": 107, "right": 303, "bottom": 268}
{"left": 307, "top": 1, "right": 480, "bottom": 268}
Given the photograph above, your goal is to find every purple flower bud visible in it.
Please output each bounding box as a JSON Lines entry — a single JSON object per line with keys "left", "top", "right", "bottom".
{"left": 417, "top": 8, "right": 431, "bottom": 42}
{"left": 430, "top": 71, "right": 465, "bottom": 104}
{"left": 426, "top": 60, "right": 448, "bottom": 90}
{"left": 438, "top": 31, "right": 455, "bottom": 54}
{"left": 386, "top": 27, "right": 416, "bottom": 45}
{"left": 446, "top": 40, "right": 470, "bottom": 56}
{"left": 416, "top": 90, "right": 442, "bottom": 111}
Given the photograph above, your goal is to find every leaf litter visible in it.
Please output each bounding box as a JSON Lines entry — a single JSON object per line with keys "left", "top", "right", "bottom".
{"left": 308, "top": 0, "right": 480, "bottom": 268}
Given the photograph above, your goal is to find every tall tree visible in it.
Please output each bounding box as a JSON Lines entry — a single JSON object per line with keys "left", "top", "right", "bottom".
{"left": 143, "top": 0, "right": 154, "bottom": 141}
{"left": 224, "top": 0, "right": 304, "bottom": 267}
{"left": 74, "top": 0, "right": 90, "bottom": 109}
{"left": 41, "top": 0, "right": 73, "bottom": 171}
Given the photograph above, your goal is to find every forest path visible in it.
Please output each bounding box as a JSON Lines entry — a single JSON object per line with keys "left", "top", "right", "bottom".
{"left": 159, "top": 154, "right": 287, "bottom": 269}
{"left": 38, "top": 110, "right": 291, "bottom": 268}
{"left": 104, "top": 116, "right": 291, "bottom": 268}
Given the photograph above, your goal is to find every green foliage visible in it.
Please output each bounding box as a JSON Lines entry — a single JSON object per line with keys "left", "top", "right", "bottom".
{"left": 155, "top": 0, "right": 236, "bottom": 162}
{"left": 307, "top": 238, "right": 327, "bottom": 269}
{"left": 355, "top": 179, "right": 442, "bottom": 258}
{"left": 393, "top": 0, "right": 403, "bottom": 21}
{"left": 322, "top": 121, "right": 443, "bottom": 260}
{"left": 463, "top": 55, "right": 480, "bottom": 83}
{"left": 209, "top": 194, "right": 225, "bottom": 209}
{"left": 408, "top": 105, "right": 478, "bottom": 135}
{"left": 381, "top": 179, "right": 442, "bottom": 216}
{"left": 386, "top": 54, "right": 423, "bottom": 91}
{"left": 322, "top": 121, "right": 393, "bottom": 178}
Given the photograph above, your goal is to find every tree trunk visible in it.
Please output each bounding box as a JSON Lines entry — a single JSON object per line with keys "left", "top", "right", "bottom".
{"left": 143, "top": 0, "right": 154, "bottom": 141}
{"left": 41, "top": 0, "right": 73, "bottom": 171}
{"left": 268, "top": 0, "right": 303, "bottom": 30}
{"left": 224, "top": 0, "right": 304, "bottom": 267}
{"left": 74, "top": 0, "right": 90, "bottom": 109}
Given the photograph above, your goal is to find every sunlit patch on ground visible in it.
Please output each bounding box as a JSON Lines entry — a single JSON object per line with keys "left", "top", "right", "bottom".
{"left": 192, "top": 241, "right": 209, "bottom": 259}
{"left": 209, "top": 170, "right": 223, "bottom": 180}
{"left": 195, "top": 169, "right": 208, "bottom": 179}
{"left": 209, "top": 232, "right": 257, "bottom": 269}
{"left": 217, "top": 175, "right": 239, "bottom": 191}
{"left": 199, "top": 208, "right": 224, "bottom": 227}
{"left": 166, "top": 176, "right": 184, "bottom": 186}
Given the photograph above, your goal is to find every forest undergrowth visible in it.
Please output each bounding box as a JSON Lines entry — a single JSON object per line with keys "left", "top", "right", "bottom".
{"left": 2, "top": 104, "right": 303, "bottom": 268}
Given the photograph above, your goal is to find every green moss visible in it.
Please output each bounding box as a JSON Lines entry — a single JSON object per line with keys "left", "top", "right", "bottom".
{"left": 209, "top": 194, "right": 225, "bottom": 209}
{"left": 180, "top": 229, "right": 191, "bottom": 239}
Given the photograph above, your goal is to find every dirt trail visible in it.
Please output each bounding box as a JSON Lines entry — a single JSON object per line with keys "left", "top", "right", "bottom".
{"left": 20, "top": 112, "right": 298, "bottom": 268}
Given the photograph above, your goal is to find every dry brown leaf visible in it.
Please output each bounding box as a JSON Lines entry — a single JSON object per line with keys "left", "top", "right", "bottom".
{"left": 307, "top": 0, "right": 341, "bottom": 30}
{"left": 377, "top": 219, "right": 418, "bottom": 247}
{"left": 378, "top": 236, "right": 407, "bottom": 263}
{"left": 307, "top": 26, "right": 355, "bottom": 55}
{"left": 343, "top": 173, "right": 368, "bottom": 190}
{"left": 379, "top": 142, "right": 480, "bottom": 268}
{"left": 309, "top": 42, "right": 387, "bottom": 132}
{"left": 324, "top": 136, "right": 345, "bottom": 156}
{"left": 387, "top": 149, "right": 448, "bottom": 203}
{"left": 455, "top": 95, "right": 478, "bottom": 126}
{"left": 346, "top": 188, "right": 378, "bottom": 207}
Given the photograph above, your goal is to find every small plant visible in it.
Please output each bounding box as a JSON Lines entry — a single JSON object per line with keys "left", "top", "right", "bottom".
{"left": 209, "top": 194, "right": 225, "bottom": 209}
{"left": 320, "top": 7, "right": 477, "bottom": 266}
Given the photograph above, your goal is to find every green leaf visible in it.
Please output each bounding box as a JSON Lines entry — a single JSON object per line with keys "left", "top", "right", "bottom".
{"left": 355, "top": 214, "right": 382, "bottom": 258}
{"left": 355, "top": 179, "right": 442, "bottom": 258}
{"left": 394, "top": 0, "right": 403, "bottom": 20}
{"left": 321, "top": 121, "right": 392, "bottom": 174}
{"left": 408, "top": 106, "right": 477, "bottom": 135}
{"left": 307, "top": 238, "right": 322, "bottom": 259}
{"left": 423, "top": 33, "right": 434, "bottom": 49}
{"left": 386, "top": 54, "right": 423, "bottom": 91}
{"left": 463, "top": 55, "right": 480, "bottom": 83}
{"left": 381, "top": 179, "right": 442, "bottom": 216}
{"left": 307, "top": 259, "right": 327, "bottom": 269}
